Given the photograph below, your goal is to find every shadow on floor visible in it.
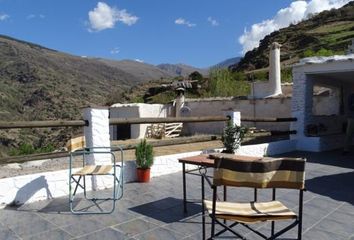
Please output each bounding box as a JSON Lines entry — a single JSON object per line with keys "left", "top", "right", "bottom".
{"left": 275, "top": 150, "right": 354, "bottom": 169}
{"left": 129, "top": 197, "right": 201, "bottom": 223}
{"left": 306, "top": 171, "right": 354, "bottom": 205}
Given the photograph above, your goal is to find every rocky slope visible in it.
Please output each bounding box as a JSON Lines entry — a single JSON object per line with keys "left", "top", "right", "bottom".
{"left": 233, "top": 1, "right": 354, "bottom": 71}
{"left": 157, "top": 63, "right": 208, "bottom": 77}
{"left": 0, "top": 35, "right": 173, "bottom": 155}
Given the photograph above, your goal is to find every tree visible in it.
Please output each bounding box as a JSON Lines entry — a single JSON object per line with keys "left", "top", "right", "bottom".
{"left": 189, "top": 71, "right": 203, "bottom": 82}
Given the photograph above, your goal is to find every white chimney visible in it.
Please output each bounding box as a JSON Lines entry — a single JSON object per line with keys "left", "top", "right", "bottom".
{"left": 267, "top": 42, "right": 282, "bottom": 97}
{"left": 175, "top": 88, "right": 185, "bottom": 117}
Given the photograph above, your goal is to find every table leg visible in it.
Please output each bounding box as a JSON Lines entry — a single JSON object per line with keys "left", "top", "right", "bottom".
{"left": 201, "top": 173, "right": 205, "bottom": 239}
{"left": 182, "top": 162, "right": 187, "bottom": 213}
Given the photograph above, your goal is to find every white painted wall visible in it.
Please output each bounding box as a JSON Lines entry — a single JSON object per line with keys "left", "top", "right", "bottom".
{"left": 110, "top": 103, "right": 172, "bottom": 139}
{"left": 0, "top": 140, "right": 295, "bottom": 207}
{"left": 184, "top": 97, "right": 292, "bottom": 134}
{"left": 291, "top": 55, "right": 354, "bottom": 151}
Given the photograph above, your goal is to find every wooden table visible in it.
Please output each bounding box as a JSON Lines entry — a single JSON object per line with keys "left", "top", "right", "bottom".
{"left": 178, "top": 154, "right": 216, "bottom": 213}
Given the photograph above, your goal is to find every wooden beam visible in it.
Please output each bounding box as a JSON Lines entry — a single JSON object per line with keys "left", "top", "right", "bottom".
{"left": 0, "top": 120, "right": 87, "bottom": 129}
{"left": 109, "top": 116, "right": 229, "bottom": 125}
{"left": 0, "top": 151, "right": 70, "bottom": 164}
{"left": 241, "top": 117, "right": 297, "bottom": 122}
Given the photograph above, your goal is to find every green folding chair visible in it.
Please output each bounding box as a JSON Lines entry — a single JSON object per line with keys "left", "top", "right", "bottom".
{"left": 67, "top": 136, "right": 123, "bottom": 214}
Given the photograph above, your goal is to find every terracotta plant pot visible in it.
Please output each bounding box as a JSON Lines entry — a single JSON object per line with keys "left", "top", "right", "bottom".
{"left": 137, "top": 168, "right": 151, "bottom": 182}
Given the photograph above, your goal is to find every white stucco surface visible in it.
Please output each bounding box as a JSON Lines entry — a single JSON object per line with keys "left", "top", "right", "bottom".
{"left": 110, "top": 104, "right": 171, "bottom": 139}
{"left": 83, "top": 108, "right": 111, "bottom": 164}
{"left": 0, "top": 140, "right": 295, "bottom": 208}
{"left": 292, "top": 54, "right": 354, "bottom": 152}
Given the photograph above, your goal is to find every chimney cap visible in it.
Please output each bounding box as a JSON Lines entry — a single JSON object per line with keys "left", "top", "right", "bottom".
{"left": 270, "top": 42, "right": 282, "bottom": 49}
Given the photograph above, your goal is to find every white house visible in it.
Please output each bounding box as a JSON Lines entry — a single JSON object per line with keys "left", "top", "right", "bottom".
{"left": 291, "top": 54, "right": 354, "bottom": 152}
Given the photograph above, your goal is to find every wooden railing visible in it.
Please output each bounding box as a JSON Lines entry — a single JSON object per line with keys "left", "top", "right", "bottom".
{"left": 0, "top": 116, "right": 297, "bottom": 129}
{"left": 0, "top": 116, "right": 297, "bottom": 164}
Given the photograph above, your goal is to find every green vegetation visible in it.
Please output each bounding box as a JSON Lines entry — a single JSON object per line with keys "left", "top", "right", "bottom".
{"left": 149, "top": 91, "right": 176, "bottom": 104}
{"left": 188, "top": 71, "right": 203, "bottom": 82}
{"left": 207, "top": 69, "right": 250, "bottom": 97}
{"left": 9, "top": 143, "right": 55, "bottom": 156}
{"left": 222, "top": 120, "right": 247, "bottom": 153}
{"left": 135, "top": 139, "right": 154, "bottom": 169}
{"left": 302, "top": 48, "right": 335, "bottom": 58}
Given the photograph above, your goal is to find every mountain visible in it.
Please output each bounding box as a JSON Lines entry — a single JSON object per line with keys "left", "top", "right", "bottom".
{"left": 211, "top": 57, "right": 241, "bottom": 69}
{"left": 157, "top": 63, "right": 209, "bottom": 77}
{"left": 0, "top": 35, "right": 175, "bottom": 155}
{"left": 233, "top": 1, "right": 354, "bottom": 71}
{"left": 97, "top": 59, "right": 173, "bottom": 82}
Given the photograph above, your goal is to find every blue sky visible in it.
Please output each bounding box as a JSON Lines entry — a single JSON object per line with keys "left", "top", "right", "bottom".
{"left": 0, "top": 0, "right": 351, "bottom": 68}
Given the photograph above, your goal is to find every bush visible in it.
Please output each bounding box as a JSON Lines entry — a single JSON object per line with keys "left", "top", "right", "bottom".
{"left": 189, "top": 71, "right": 203, "bottom": 82}
{"left": 208, "top": 69, "right": 250, "bottom": 97}
{"left": 222, "top": 120, "right": 247, "bottom": 154}
{"left": 303, "top": 48, "right": 334, "bottom": 58}
{"left": 9, "top": 143, "right": 55, "bottom": 156}
{"left": 135, "top": 139, "right": 154, "bottom": 169}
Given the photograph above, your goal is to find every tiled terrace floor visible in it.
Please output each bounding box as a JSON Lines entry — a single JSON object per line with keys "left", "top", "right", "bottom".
{"left": 0, "top": 150, "right": 353, "bottom": 240}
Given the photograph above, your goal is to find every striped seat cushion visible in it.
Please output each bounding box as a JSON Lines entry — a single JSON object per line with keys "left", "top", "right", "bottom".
{"left": 73, "top": 165, "right": 113, "bottom": 175}
{"left": 204, "top": 200, "right": 297, "bottom": 224}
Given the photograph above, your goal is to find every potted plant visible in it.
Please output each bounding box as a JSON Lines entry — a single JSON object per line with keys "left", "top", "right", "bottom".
{"left": 135, "top": 139, "right": 154, "bottom": 182}
{"left": 222, "top": 120, "right": 247, "bottom": 154}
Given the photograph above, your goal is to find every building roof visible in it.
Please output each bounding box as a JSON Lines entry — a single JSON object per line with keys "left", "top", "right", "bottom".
{"left": 294, "top": 54, "right": 354, "bottom": 67}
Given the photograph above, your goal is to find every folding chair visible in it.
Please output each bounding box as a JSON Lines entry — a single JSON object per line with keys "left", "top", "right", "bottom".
{"left": 202, "top": 154, "right": 306, "bottom": 240}
{"left": 67, "top": 136, "right": 124, "bottom": 214}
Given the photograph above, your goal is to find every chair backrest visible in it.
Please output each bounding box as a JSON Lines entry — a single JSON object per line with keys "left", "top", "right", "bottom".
{"left": 66, "top": 136, "right": 86, "bottom": 152}
{"left": 210, "top": 154, "right": 305, "bottom": 190}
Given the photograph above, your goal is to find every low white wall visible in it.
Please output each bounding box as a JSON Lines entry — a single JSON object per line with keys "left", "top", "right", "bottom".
{"left": 0, "top": 140, "right": 295, "bottom": 207}
{"left": 184, "top": 98, "right": 292, "bottom": 134}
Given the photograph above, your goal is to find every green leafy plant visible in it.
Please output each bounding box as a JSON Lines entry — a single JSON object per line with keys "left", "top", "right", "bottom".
{"left": 135, "top": 139, "right": 154, "bottom": 169}
{"left": 222, "top": 120, "right": 248, "bottom": 153}
{"left": 9, "top": 143, "right": 55, "bottom": 156}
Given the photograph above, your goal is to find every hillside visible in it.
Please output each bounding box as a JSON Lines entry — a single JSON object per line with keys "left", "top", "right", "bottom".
{"left": 233, "top": 1, "right": 354, "bottom": 71}
{"left": 211, "top": 57, "right": 241, "bottom": 69}
{"left": 157, "top": 63, "right": 209, "bottom": 77}
{"left": 0, "top": 35, "right": 174, "bottom": 156}
{"left": 97, "top": 59, "right": 173, "bottom": 82}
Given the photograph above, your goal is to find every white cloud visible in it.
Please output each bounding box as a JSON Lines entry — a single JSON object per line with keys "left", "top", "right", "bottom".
{"left": 175, "top": 18, "right": 196, "bottom": 27}
{"left": 27, "top": 14, "right": 45, "bottom": 20}
{"left": 110, "top": 47, "right": 120, "bottom": 54}
{"left": 135, "top": 59, "right": 144, "bottom": 63}
{"left": 239, "top": 0, "right": 353, "bottom": 54}
{"left": 88, "top": 2, "right": 138, "bottom": 32}
{"left": 0, "top": 14, "right": 9, "bottom": 21}
{"left": 207, "top": 17, "right": 219, "bottom": 26}
{"left": 27, "top": 14, "right": 35, "bottom": 20}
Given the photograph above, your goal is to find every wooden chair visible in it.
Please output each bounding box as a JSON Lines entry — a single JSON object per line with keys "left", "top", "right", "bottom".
{"left": 66, "top": 136, "right": 123, "bottom": 214}
{"left": 202, "top": 154, "right": 306, "bottom": 239}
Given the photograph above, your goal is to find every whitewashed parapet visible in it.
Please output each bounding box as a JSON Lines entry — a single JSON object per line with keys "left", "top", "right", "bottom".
{"left": 0, "top": 140, "right": 296, "bottom": 208}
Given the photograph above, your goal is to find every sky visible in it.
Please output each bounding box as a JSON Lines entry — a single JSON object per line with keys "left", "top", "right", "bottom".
{"left": 0, "top": 0, "right": 352, "bottom": 68}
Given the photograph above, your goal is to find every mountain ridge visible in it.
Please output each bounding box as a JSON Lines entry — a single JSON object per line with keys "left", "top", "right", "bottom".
{"left": 233, "top": 1, "right": 354, "bottom": 71}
